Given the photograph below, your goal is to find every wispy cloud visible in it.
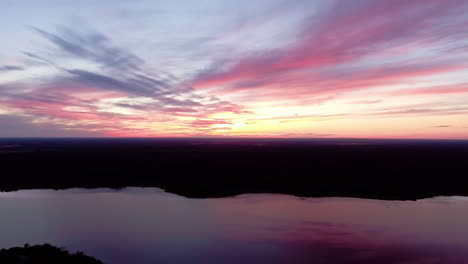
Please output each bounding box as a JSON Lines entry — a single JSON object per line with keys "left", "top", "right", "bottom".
{"left": 347, "top": 100, "right": 382, "bottom": 104}
{"left": 1, "top": 0, "right": 467, "bottom": 137}
{"left": 192, "top": 0, "right": 468, "bottom": 99}
{"left": 30, "top": 26, "right": 144, "bottom": 72}
{"left": 0, "top": 66, "right": 24, "bottom": 72}
{"left": 388, "top": 83, "right": 468, "bottom": 96}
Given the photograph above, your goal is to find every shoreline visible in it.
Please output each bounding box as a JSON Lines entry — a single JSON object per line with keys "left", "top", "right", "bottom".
{"left": 2, "top": 138, "right": 468, "bottom": 201}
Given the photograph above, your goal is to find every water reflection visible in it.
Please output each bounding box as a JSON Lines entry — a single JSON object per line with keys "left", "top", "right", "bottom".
{"left": 1, "top": 188, "right": 468, "bottom": 263}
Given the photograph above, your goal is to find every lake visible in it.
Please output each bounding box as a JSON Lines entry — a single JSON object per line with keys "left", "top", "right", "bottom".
{"left": 1, "top": 188, "right": 468, "bottom": 263}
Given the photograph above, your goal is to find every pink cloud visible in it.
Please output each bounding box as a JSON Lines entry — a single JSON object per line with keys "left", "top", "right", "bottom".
{"left": 2, "top": 2, "right": 468, "bottom": 138}
{"left": 192, "top": 0, "right": 468, "bottom": 101}
{"left": 347, "top": 100, "right": 382, "bottom": 104}
{"left": 388, "top": 83, "right": 468, "bottom": 95}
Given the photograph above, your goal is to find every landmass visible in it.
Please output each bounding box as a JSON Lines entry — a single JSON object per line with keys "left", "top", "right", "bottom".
{"left": 1, "top": 138, "right": 468, "bottom": 200}
{"left": 0, "top": 244, "right": 102, "bottom": 264}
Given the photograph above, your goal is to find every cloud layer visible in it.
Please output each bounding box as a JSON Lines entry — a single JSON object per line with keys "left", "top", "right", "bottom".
{"left": 0, "top": 0, "right": 467, "bottom": 138}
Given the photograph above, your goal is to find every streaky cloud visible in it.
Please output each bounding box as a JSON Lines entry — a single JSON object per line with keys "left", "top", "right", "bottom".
{"left": 0, "top": 65, "right": 24, "bottom": 72}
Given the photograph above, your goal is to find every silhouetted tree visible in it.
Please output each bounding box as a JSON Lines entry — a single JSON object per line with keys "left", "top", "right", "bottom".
{"left": 0, "top": 244, "right": 102, "bottom": 264}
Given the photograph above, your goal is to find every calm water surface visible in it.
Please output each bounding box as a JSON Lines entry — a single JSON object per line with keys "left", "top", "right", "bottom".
{"left": 1, "top": 188, "right": 468, "bottom": 264}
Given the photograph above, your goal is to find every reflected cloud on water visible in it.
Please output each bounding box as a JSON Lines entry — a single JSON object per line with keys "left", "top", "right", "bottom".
{"left": 1, "top": 188, "right": 468, "bottom": 263}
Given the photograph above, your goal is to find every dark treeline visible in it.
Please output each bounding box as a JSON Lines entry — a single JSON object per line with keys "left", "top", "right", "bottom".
{"left": 1, "top": 138, "right": 468, "bottom": 200}
{"left": 0, "top": 244, "right": 102, "bottom": 264}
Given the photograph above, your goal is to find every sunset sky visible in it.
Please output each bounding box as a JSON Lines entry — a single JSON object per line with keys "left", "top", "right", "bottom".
{"left": 1, "top": 0, "right": 468, "bottom": 138}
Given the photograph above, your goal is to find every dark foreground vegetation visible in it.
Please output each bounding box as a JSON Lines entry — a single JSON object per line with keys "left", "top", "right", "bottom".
{"left": 0, "top": 244, "right": 102, "bottom": 264}
{"left": 1, "top": 138, "right": 468, "bottom": 200}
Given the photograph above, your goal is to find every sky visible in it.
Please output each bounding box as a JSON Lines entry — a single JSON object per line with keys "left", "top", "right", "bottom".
{"left": 0, "top": 0, "right": 468, "bottom": 138}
